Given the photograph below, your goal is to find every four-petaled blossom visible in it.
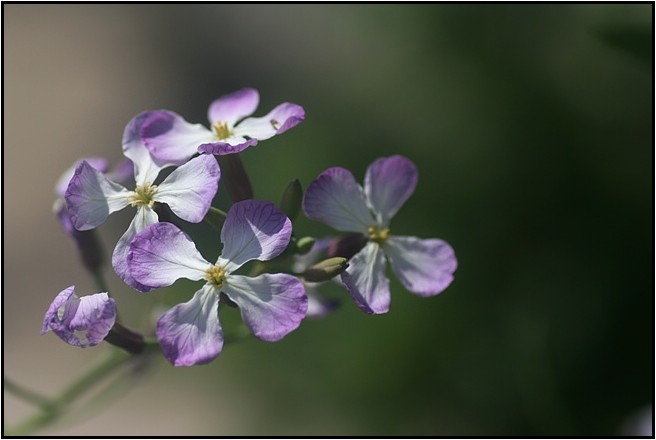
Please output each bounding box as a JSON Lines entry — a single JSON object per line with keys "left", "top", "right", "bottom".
{"left": 303, "top": 155, "right": 457, "bottom": 314}
{"left": 127, "top": 200, "right": 308, "bottom": 366}
{"left": 41, "top": 286, "right": 117, "bottom": 347}
{"left": 64, "top": 112, "right": 221, "bottom": 291}
{"left": 139, "top": 87, "right": 305, "bottom": 165}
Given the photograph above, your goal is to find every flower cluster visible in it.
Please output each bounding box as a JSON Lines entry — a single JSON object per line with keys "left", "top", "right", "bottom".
{"left": 44, "top": 87, "right": 457, "bottom": 367}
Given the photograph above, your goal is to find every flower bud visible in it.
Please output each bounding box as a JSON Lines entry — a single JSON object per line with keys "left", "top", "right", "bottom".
{"left": 327, "top": 233, "right": 368, "bottom": 260}
{"left": 279, "top": 179, "right": 303, "bottom": 222}
{"left": 295, "top": 236, "right": 316, "bottom": 255}
{"left": 217, "top": 154, "right": 253, "bottom": 202}
{"left": 302, "top": 257, "right": 349, "bottom": 282}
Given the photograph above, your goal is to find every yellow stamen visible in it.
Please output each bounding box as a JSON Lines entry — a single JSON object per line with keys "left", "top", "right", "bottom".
{"left": 368, "top": 226, "right": 390, "bottom": 243}
{"left": 212, "top": 121, "right": 232, "bottom": 140}
{"left": 130, "top": 184, "right": 157, "bottom": 208}
{"left": 205, "top": 265, "right": 226, "bottom": 287}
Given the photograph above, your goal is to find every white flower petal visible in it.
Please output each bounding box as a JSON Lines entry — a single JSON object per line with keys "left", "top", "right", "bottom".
{"left": 341, "top": 242, "right": 391, "bottom": 314}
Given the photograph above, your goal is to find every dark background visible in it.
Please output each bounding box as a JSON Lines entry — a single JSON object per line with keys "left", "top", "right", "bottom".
{"left": 4, "top": 4, "right": 652, "bottom": 436}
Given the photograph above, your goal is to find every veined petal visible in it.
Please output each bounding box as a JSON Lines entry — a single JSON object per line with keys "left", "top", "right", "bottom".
{"left": 122, "top": 111, "right": 167, "bottom": 186}
{"left": 219, "top": 200, "right": 292, "bottom": 270}
{"left": 140, "top": 110, "right": 214, "bottom": 165}
{"left": 156, "top": 285, "right": 223, "bottom": 366}
{"left": 55, "top": 157, "right": 109, "bottom": 197}
{"left": 128, "top": 222, "right": 211, "bottom": 290}
{"left": 234, "top": 102, "right": 305, "bottom": 141}
{"left": 65, "top": 161, "right": 131, "bottom": 231}
{"left": 207, "top": 88, "right": 259, "bottom": 127}
{"left": 303, "top": 167, "right": 373, "bottom": 234}
{"left": 364, "top": 155, "right": 418, "bottom": 226}
{"left": 222, "top": 273, "right": 307, "bottom": 341}
{"left": 41, "top": 286, "right": 117, "bottom": 347}
{"left": 198, "top": 138, "right": 258, "bottom": 156}
{"left": 154, "top": 154, "right": 220, "bottom": 223}
{"left": 112, "top": 206, "right": 159, "bottom": 292}
{"left": 383, "top": 236, "right": 457, "bottom": 297}
{"left": 341, "top": 242, "right": 391, "bottom": 314}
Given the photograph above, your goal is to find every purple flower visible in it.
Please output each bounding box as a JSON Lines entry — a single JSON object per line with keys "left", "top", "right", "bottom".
{"left": 303, "top": 155, "right": 457, "bottom": 314}
{"left": 41, "top": 286, "right": 117, "bottom": 347}
{"left": 54, "top": 157, "right": 133, "bottom": 270}
{"left": 292, "top": 238, "right": 340, "bottom": 318}
{"left": 127, "top": 200, "right": 307, "bottom": 366}
{"left": 64, "top": 112, "right": 221, "bottom": 291}
{"left": 139, "top": 88, "right": 305, "bottom": 165}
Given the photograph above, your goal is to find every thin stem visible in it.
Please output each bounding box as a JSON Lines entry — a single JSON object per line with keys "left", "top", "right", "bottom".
{"left": 7, "top": 348, "right": 130, "bottom": 436}
{"left": 90, "top": 269, "right": 109, "bottom": 294}
{"left": 3, "top": 377, "right": 50, "bottom": 407}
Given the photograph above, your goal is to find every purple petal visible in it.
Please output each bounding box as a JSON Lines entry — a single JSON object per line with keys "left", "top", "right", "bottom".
{"left": 122, "top": 111, "right": 167, "bottom": 186}
{"left": 222, "top": 273, "right": 307, "bottom": 341}
{"left": 219, "top": 200, "right": 292, "bottom": 270}
{"left": 127, "top": 222, "right": 210, "bottom": 290}
{"left": 207, "top": 88, "right": 259, "bottom": 127}
{"left": 234, "top": 102, "right": 305, "bottom": 141}
{"left": 140, "top": 110, "right": 213, "bottom": 165}
{"left": 384, "top": 236, "right": 457, "bottom": 296}
{"left": 55, "top": 157, "right": 109, "bottom": 197}
{"left": 106, "top": 158, "right": 135, "bottom": 187}
{"left": 341, "top": 242, "right": 391, "bottom": 314}
{"left": 65, "top": 161, "right": 131, "bottom": 231}
{"left": 364, "top": 155, "right": 418, "bottom": 226}
{"left": 156, "top": 286, "right": 223, "bottom": 366}
{"left": 42, "top": 286, "right": 116, "bottom": 347}
{"left": 305, "top": 288, "right": 339, "bottom": 318}
{"left": 302, "top": 167, "right": 373, "bottom": 234}
{"left": 112, "top": 206, "right": 159, "bottom": 292}
{"left": 154, "top": 154, "right": 220, "bottom": 223}
{"left": 197, "top": 138, "right": 258, "bottom": 156}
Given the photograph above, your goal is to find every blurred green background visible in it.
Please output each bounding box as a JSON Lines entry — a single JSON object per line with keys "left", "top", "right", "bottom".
{"left": 4, "top": 4, "right": 652, "bottom": 436}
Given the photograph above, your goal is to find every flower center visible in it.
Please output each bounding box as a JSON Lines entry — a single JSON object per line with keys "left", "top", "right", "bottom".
{"left": 205, "top": 265, "right": 226, "bottom": 288}
{"left": 212, "top": 121, "right": 232, "bottom": 140}
{"left": 130, "top": 184, "right": 157, "bottom": 208}
{"left": 368, "top": 226, "right": 390, "bottom": 244}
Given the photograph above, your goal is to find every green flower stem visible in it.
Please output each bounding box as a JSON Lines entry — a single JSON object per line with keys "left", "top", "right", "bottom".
{"left": 4, "top": 377, "right": 50, "bottom": 407}
{"left": 217, "top": 154, "right": 253, "bottom": 202}
{"left": 7, "top": 348, "right": 133, "bottom": 436}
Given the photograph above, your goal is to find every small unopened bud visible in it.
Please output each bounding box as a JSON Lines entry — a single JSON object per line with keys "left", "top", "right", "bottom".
{"left": 279, "top": 179, "right": 303, "bottom": 221}
{"left": 217, "top": 154, "right": 253, "bottom": 202}
{"left": 204, "top": 206, "right": 227, "bottom": 232}
{"left": 302, "top": 257, "right": 349, "bottom": 282}
{"left": 295, "top": 236, "right": 316, "bottom": 255}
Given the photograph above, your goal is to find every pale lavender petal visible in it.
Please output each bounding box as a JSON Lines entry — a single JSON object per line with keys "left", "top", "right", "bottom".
{"left": 140, "top": 110, "right": 213, "bottom": 166}
{"left": 41, "top": 286, "right": 117, "bottom": 347}
{"left": 384, "top": 236, "right": 457, "bottom": 296}
{"left": 54, "top": 200, "right": 104, "bottom": 271}
{"left": 122, "top": 111, "right": 166, "bottom": 186}
{"left": 197, "top": 138, "right": 258, "bottom": 156}
{"left": 305, "top": 288, "right": 339, "bottom": 318}
{"left": 65, "top": 161, "right": 131, "bottom": 231}
{"left": 41, "top": 285, "right": 76, "bottom": 335}
{"left": 222, "top": 273, "right": 307, "bottom": 341}
{"left": 154, "top": 154, "right": 220, "bottom": 223}
{"left": 302, "top": 167, "right": 373, "bottom": 234}
{"left": 219, "top": 200, "right": 292, "bottom": 270}
{"left": 55, "top": 157, "right": 109, "bottom": 197}
{"left": 112, "top": 206, "right": 159, "bottom": 292}
{"left": 364, "top": 155, "right": 418, "bottom": 226}
{"left": 127, "top": 222, "right": 210, "bottom": 290}
{"left": 156, "top": 285, "right": 223, "bottom": 366}
{"left": 234, "top": 102, "right": 305, "bottom": 141}
{"left": 106, "top": 158, "right": 135, "bottom": 187}
{"left": 341, "top": 242, "right": 391, "bottom": 314}
{"left": 207, "top": 88, "right": 259, "bottom": 127}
